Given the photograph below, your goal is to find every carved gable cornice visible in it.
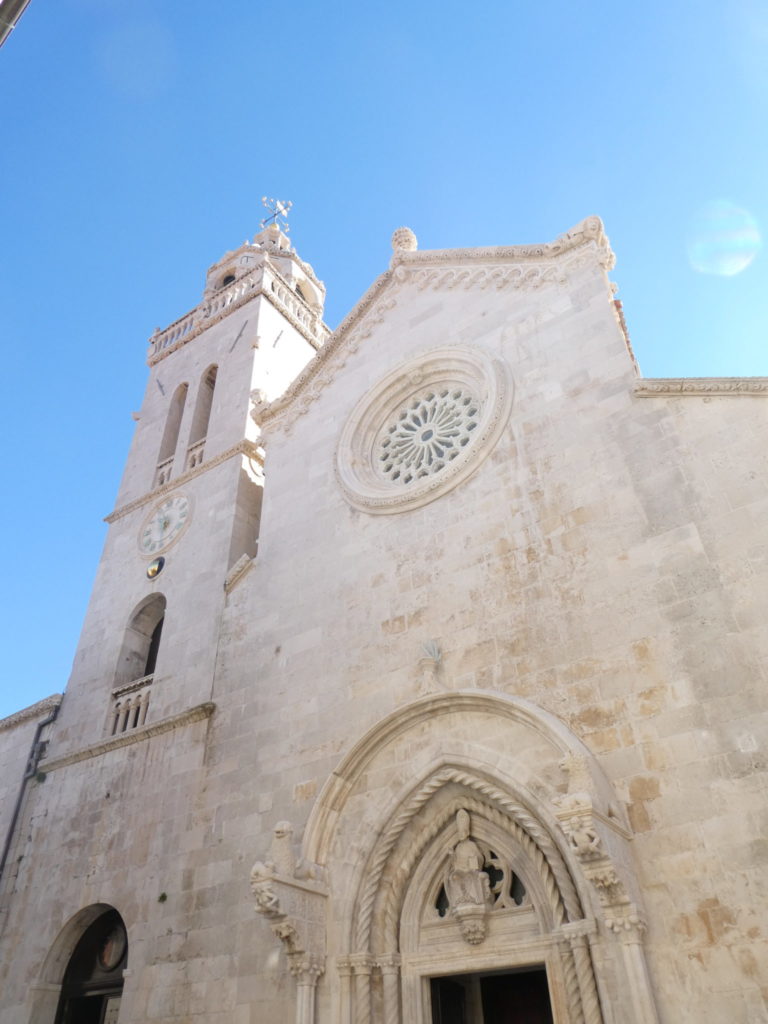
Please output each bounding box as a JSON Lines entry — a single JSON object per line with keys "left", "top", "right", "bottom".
{"left": 262, "top": 216, "right": 614, "bottom": 431}
{"left": 0, "top": 694, "right": 62, "bottom": 733}
{"left": 635, "top": 377, "right": 768, "bottom": 396}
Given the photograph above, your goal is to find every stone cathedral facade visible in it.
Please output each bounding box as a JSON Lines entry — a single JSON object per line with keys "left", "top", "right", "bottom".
{"left": 0, "top": 215, "right": 766, "bottom": 1024}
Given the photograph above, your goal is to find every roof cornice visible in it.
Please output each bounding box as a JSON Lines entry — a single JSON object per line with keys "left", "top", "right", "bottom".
{"left": 634, "top": 377, "right": 768, "bottom": 396}
{"left": 0, "top": 694, "right": 63, "bottom": 733}
{"left": 261, "top": 216, "right": 613, "bottom": 431}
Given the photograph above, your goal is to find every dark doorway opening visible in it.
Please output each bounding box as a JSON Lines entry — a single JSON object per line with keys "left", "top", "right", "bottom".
{"left": 55, "top": 909, "right": 127, "bottom": 1024}
{"left": 431, "top": 966, "right": 553, "bottom": 1024}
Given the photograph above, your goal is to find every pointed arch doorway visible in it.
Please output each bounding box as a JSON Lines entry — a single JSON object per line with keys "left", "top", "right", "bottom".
{"left": 294, "top": 691, "right": 661, "bottom": 1024}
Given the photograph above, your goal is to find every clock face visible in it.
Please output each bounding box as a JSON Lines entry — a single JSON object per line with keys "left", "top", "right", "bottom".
{"left": 139, "top": 494, "right": 190, "bottom": 555}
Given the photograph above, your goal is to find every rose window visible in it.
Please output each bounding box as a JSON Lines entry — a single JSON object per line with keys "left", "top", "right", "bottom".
{"left": 377, "top": 388, "right": 480, "bottom": 486}
{"left": 335, "top": 346, "right": 513, "bottom": 515}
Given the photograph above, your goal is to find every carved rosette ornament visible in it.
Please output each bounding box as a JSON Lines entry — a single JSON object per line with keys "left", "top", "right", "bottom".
{"left": 336, "top": 346, "right": 513, "bottom": 514}
{"left": 250, "top": 822, "right": 327, "bottom": 1024}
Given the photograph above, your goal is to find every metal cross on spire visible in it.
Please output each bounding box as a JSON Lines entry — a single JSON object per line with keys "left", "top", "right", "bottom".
{"left": 260, "top": 197, "right": 293, "bottom": 234}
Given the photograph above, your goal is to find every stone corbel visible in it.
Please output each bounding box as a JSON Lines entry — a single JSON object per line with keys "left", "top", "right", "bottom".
{"left": 250, "top": 822, "right": 328, "bottom": 1024}
{"left": 555, "top": 755, "right": 642, "bottom": 928}
{"left": 249, "top": 388, "right": 271, "bottom": 428}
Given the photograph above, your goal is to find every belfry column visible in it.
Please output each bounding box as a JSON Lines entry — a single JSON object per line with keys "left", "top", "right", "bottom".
{"left": 378, "top": 954, "right": 401, "bottom": 1024}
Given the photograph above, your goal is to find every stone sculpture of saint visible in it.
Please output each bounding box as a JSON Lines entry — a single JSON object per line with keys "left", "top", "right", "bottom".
{"left": 445, "top": 810, "right": 491, "bottom": 908}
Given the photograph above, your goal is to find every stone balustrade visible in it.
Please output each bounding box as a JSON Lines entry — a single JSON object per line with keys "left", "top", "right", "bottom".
{"left": 148, "top": 264, "right": 328, "bottom": 360}
{"left": 109, "top": 675, "right": 153, "bottom": 735}
{"left": 154, "top": 456, "right": 174, "bottom": 488}
{"left": 186, "top": 438, "right": 205, "bottom": 470}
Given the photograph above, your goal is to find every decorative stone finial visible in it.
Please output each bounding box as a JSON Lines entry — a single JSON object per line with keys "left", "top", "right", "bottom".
{"left": 391, "top": 226, "right": 417, "bottom": 252}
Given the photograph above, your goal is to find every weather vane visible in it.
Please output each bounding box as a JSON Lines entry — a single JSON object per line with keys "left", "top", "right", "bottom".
{"left": 261, "top": 197, "right": 293, "bottom": 234}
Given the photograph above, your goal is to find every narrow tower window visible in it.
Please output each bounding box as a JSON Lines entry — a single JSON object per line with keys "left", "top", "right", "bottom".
{"left": 144, "top": 615, "right": 164, "bottom": 677}
{"left": 187, "top": 365, "right": 217, "bottom": 469}
{"left": 110, "top": 596, "right": 166, "bottom": 734}
{"left": 115, "top": 595, "right": 167, "bottom": 687}
{"left": 155, "top": 383, "right": 188, "bottom": 486}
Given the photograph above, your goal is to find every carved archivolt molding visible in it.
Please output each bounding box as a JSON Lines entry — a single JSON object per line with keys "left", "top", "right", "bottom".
{"left": 352, "top": 765, "right": 583, "bottom": 954}
{"left": 302, "top": 692, "right": 622, "bottom": 869}
{"left": 335, "top": 346, "right": 513, "bottom": 514}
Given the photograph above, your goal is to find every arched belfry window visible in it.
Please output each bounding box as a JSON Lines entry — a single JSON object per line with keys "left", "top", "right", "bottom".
{"left": 155, "top": 382, "right": 188, "bottom": 486}
{"left": 54, "top": 908, "right": 127, "bottom": 1024}
{"left": 110, "top": 595, "right": 165, "bottom": 735}
{"left": 186, "top": 365, "right": 217, "bottom": 469}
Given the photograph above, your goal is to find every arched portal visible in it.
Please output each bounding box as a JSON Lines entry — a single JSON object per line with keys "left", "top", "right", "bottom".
{"left": 291, "top": 691, "right": 661, "bottom": 1024}
{"left": 341, "top": 764, "right": 601, "bottom": 1024}
{"left": 53, "top": 907, "right": 127, "bottom": 1024}
{"left": 25, "top": 904, "right": 127, "bottom": 1024}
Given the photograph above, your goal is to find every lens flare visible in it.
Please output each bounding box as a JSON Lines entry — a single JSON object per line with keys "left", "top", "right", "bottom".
{"left": 686, "top": 200, "right": 762, "bottom": 277}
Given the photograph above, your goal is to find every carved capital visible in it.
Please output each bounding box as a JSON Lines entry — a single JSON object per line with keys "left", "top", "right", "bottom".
{"left": 288, "top": 953, "right": 325, "bottom": 982}
{"left": 336, "top": 956, "right": 355, "bottom": 978}
{"left": 555, "top": 919, "right": 598, "bottom": 946}
{"left": 605, "top": 905, "right": 647, "bottom": 939}
{"left": 347, "top": 953, "right": 375, "bottom": 976}
{"left": 376, "top": 953, "right": 402, "bottom": 975}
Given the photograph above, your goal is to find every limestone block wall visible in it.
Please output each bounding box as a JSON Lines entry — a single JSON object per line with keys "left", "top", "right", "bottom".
{"left": 0, "top": 696, "right": 61, "bottom": 878}
{"left": 207, "top": 252, "right": 768, "bottom": 1022}
{"left": 0, "top": 718, "right": 246, "bottom": 1024}
{"left": 1, "top": 236, "right": 765, "bottom": 1024}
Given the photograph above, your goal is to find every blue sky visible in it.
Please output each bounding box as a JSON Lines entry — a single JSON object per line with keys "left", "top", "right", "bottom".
{"left": 1, "top": 0, "right": 766, "bottom": 718}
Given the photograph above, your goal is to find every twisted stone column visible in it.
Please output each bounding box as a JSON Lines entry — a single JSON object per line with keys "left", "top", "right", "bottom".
{"left": 570, "top": 933, "right": 602, "bottom": 1024}
{"left": 377, "top": 954, "right": 401, "bottom": 1024}
{"left": 349, "top": 954, "right": 374, "bottom": 1024}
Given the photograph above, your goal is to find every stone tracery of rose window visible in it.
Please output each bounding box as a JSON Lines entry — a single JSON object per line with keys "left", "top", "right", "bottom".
{"left": 377, "top": 388, "right": 480, "bottom": 486}
{"left": 335, "top": 346, "right": 513, "bottom": 514}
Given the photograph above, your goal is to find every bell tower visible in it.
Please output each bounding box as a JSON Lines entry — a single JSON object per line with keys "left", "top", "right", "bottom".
{"left": 52, "top": 205, "right": 329, "bottom": 754}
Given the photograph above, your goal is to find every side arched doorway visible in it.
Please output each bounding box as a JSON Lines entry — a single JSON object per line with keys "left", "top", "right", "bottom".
{"left": 53, "top": 907, "right": 127, "bottom": 1024}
